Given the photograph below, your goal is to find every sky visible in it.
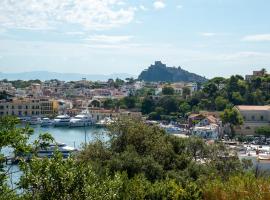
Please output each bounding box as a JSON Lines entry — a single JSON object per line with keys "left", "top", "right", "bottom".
{"left": 0, "top": 0, "right": 270, "bottom": 78}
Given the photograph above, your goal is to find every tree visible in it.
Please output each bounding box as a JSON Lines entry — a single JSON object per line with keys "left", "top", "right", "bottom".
{"left": 198, "top": 99, "right": 212, "bottom": 110}
{"left": 182, "top": 87, "right": 191, "bottom": 99}
{"left": 162, "top": 86, "right": 175, "bottom": 95}
{"left": 221, "top": 108, "right": 243, "bottom": 137}
{"left": 215, "top": 96, "right": 229, "bottom": 111}
{"left": 103, "top": 99, "right": 117, "bottom": 109}
{"left": 157, "top": 96, "right": 178, "bottom": 114}
{"left": 202, "top": 82, "right": 218, "bottom": 98}
{"left": 123, "top": 96, "right": 136, "bottom": 109}
{"left": 231, "top": 92, "right": 244, "bottom": 105}
{"left": 141, "top": 97, "right": 155, "bottom": 114}
{"left": 255, "top": 126, "right": 270, "bottom": 137}
{"left": 179, "top": 102, "right": 191, "bottom": 116}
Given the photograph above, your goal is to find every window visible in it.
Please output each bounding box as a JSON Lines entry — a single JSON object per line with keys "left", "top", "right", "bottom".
{"left": 261, "top": 116, "right": 264, "bottom": 121}
{"left": 251, "top": 116, "right": 255, "bottom": 120}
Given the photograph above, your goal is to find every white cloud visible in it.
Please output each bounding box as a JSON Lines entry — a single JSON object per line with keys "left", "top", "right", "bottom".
{"left": 242, "top": 34, "right": 270, "bottom": 42}
{"left": 139, "top": 5, "right": 148, "bottom": 11}
{"left": 200, "top": 32, "right": 217, "bottom": 37}
{"left": 176, "top": 5, "right": 183, "bottom": 9}
{"left": 0, "top": 0, "right": 135, "bottom": 30}
{"left": 85, "top": 35, "right": 133, "bottom": 44}
{"left": 65, "top": 31, "right": 85, "bottom": 36}
{"left": 153, "top": 1, "right": 166, "bottom": 10}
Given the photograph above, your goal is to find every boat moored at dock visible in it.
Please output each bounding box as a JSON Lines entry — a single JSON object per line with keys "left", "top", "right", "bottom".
{"left": 53, "top": 115, "right": 71, "bottom": 127}
{"left": 37, "top": 142, "right": 78, "bottom": 158}
{"left": 40, "top": 117, "right": 53, "bottom": 127}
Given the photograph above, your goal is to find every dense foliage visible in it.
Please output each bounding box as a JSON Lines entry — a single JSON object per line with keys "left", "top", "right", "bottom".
{"left": 0, "top": 117, "right": 270, "bottom": 199}
{"left": 138, "top": 71, "right": 270, "bottom": 122}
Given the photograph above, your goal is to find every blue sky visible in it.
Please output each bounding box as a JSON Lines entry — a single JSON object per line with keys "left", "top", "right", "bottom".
{"left": 0, "top": 0, "right": 270, "bottom": 78}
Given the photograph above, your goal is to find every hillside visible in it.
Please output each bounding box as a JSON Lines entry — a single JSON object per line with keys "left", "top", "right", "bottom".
{"left": 138, "top": 61, "right": 207, "bottom": 83}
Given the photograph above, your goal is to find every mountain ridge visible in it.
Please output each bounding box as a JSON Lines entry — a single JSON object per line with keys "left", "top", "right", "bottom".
{"left": 0, "top": 71, "right": 134, "bottom": 81}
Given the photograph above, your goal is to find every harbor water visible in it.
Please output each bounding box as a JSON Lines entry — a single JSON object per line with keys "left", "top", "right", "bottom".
{"left": 4, "top": 125, "right": 108, "bottom": 190}
{"left": 29, "top": 125, "right": 108, "bottom": 149}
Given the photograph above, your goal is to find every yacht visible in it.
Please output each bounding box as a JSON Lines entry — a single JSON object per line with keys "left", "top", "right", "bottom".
{"left": 37, "top": 142, "right": 78, "bottom": 158}
{"left": 28, "top": 117, "right": 41, "bottom": 125}
{"left": 53, "top": 115, "right": 71, "bottom": 127}
{"left": 41, "top": 118, "right": 53, "bottom": 127}
{"left": 69, "top": 114, "right": 92, "bottom": 127}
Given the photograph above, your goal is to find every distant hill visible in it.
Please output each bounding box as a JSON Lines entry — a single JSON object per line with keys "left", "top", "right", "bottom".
{"left": 0, "top": 71, "right": 134, "bottom": 81}
{"left": 138, "top": 61, "right": 207, "bottom": 83}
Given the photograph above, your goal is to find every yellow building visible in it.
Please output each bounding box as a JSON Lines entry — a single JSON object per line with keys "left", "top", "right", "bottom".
{"left": 0, "top": 98, "right": 58, "bottom": 117}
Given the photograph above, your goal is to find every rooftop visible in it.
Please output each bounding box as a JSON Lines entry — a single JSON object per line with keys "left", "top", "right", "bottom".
{"left": 236, "top": 105, "right": 270, "bottom": 111}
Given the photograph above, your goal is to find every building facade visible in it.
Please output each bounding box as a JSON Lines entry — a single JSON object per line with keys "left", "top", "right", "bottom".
{"left": 0, "top": 98, "right": 58, "bottom": 117}
{"left": 235, "top": 105, "right": 270, "bottom": 135}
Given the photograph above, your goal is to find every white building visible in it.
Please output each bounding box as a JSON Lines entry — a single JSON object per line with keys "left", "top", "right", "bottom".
{"left": 192, "top": 124, "right": 219, "bottom": 140}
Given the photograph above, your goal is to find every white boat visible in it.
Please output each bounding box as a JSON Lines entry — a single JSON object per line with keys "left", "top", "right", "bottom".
{"left": 258, "top": 155, "right": 270, "bottom": 161}
{"left": 28, "top": 117, "right": 41, "bottom": 125}
{"left": 53, "top": 115, "right": 71, "bottom": 127}
{"left": 96, "top": 117, "right": 113, "bottom": 127}
{"left": 69, "top": 114, "right": 92, "bottom": 127}
{"left": 37, "top": 142, "right": 78, "bottom": 158}
{"left": 41, "top": 118, "right": 53, "bottom": 127}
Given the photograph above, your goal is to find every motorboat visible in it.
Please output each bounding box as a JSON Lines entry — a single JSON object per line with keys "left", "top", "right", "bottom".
{"left": 36, "top": 142, "right": 78, "bottom": 158}
{"left": 41, "top": 118, "right": 53, "bottom": 127}
{"left": 95, "top": 117, "right": 113, "bottom": 127}
{"left": 69, "top": 114, "right": 92, "bottom": 127}
{"left": 28, "top": 117, "right": 41, "bottom": 125}
{"left": 258, "top": 155, "right": 270, "bottom": 161}
{"left": 53, "top": 115, "right": 71, "bottom": 127}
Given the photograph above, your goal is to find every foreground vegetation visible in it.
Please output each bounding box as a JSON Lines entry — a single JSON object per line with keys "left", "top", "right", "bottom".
{"left": 1, "top": 117, "right": 270, "bottom": 199}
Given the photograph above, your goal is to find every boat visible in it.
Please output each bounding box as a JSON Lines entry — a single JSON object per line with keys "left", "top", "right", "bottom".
{"left": 40, "top": 118, "right": 53, "bottom": 127}
{"left": 37, "top": 142, "right": 78, "bottom": 158}
{"left": 69, "top": 114, "right": 92, "bottom": 127}
{"left": 257, "top": 154, "right": 270, "bottom": 161}
{"left": 28, "top": 117, "right": 41, "bottom": 125}
{"left": 95, "top": 117, "right": 113, "bottom": 127}
{"left": 53, "top": 115, "right": 71, "bottom": 127}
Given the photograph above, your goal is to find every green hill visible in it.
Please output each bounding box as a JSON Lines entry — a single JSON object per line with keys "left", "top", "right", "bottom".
{"left": 138, "top": 61, "right": 207, "bottom": 83}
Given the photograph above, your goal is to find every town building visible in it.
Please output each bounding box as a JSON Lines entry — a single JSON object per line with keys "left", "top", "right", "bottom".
{"left": 245, "top": 69, "right": 267, "bottom": 82}
{"left": 0, "top": 98, "right": 58, "bottom": 117}
{"left": 188, "top": 113, "right": 222, "bottom": 140}
{"left": 235, "top": 105, "right": 270, "bottom": 135}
